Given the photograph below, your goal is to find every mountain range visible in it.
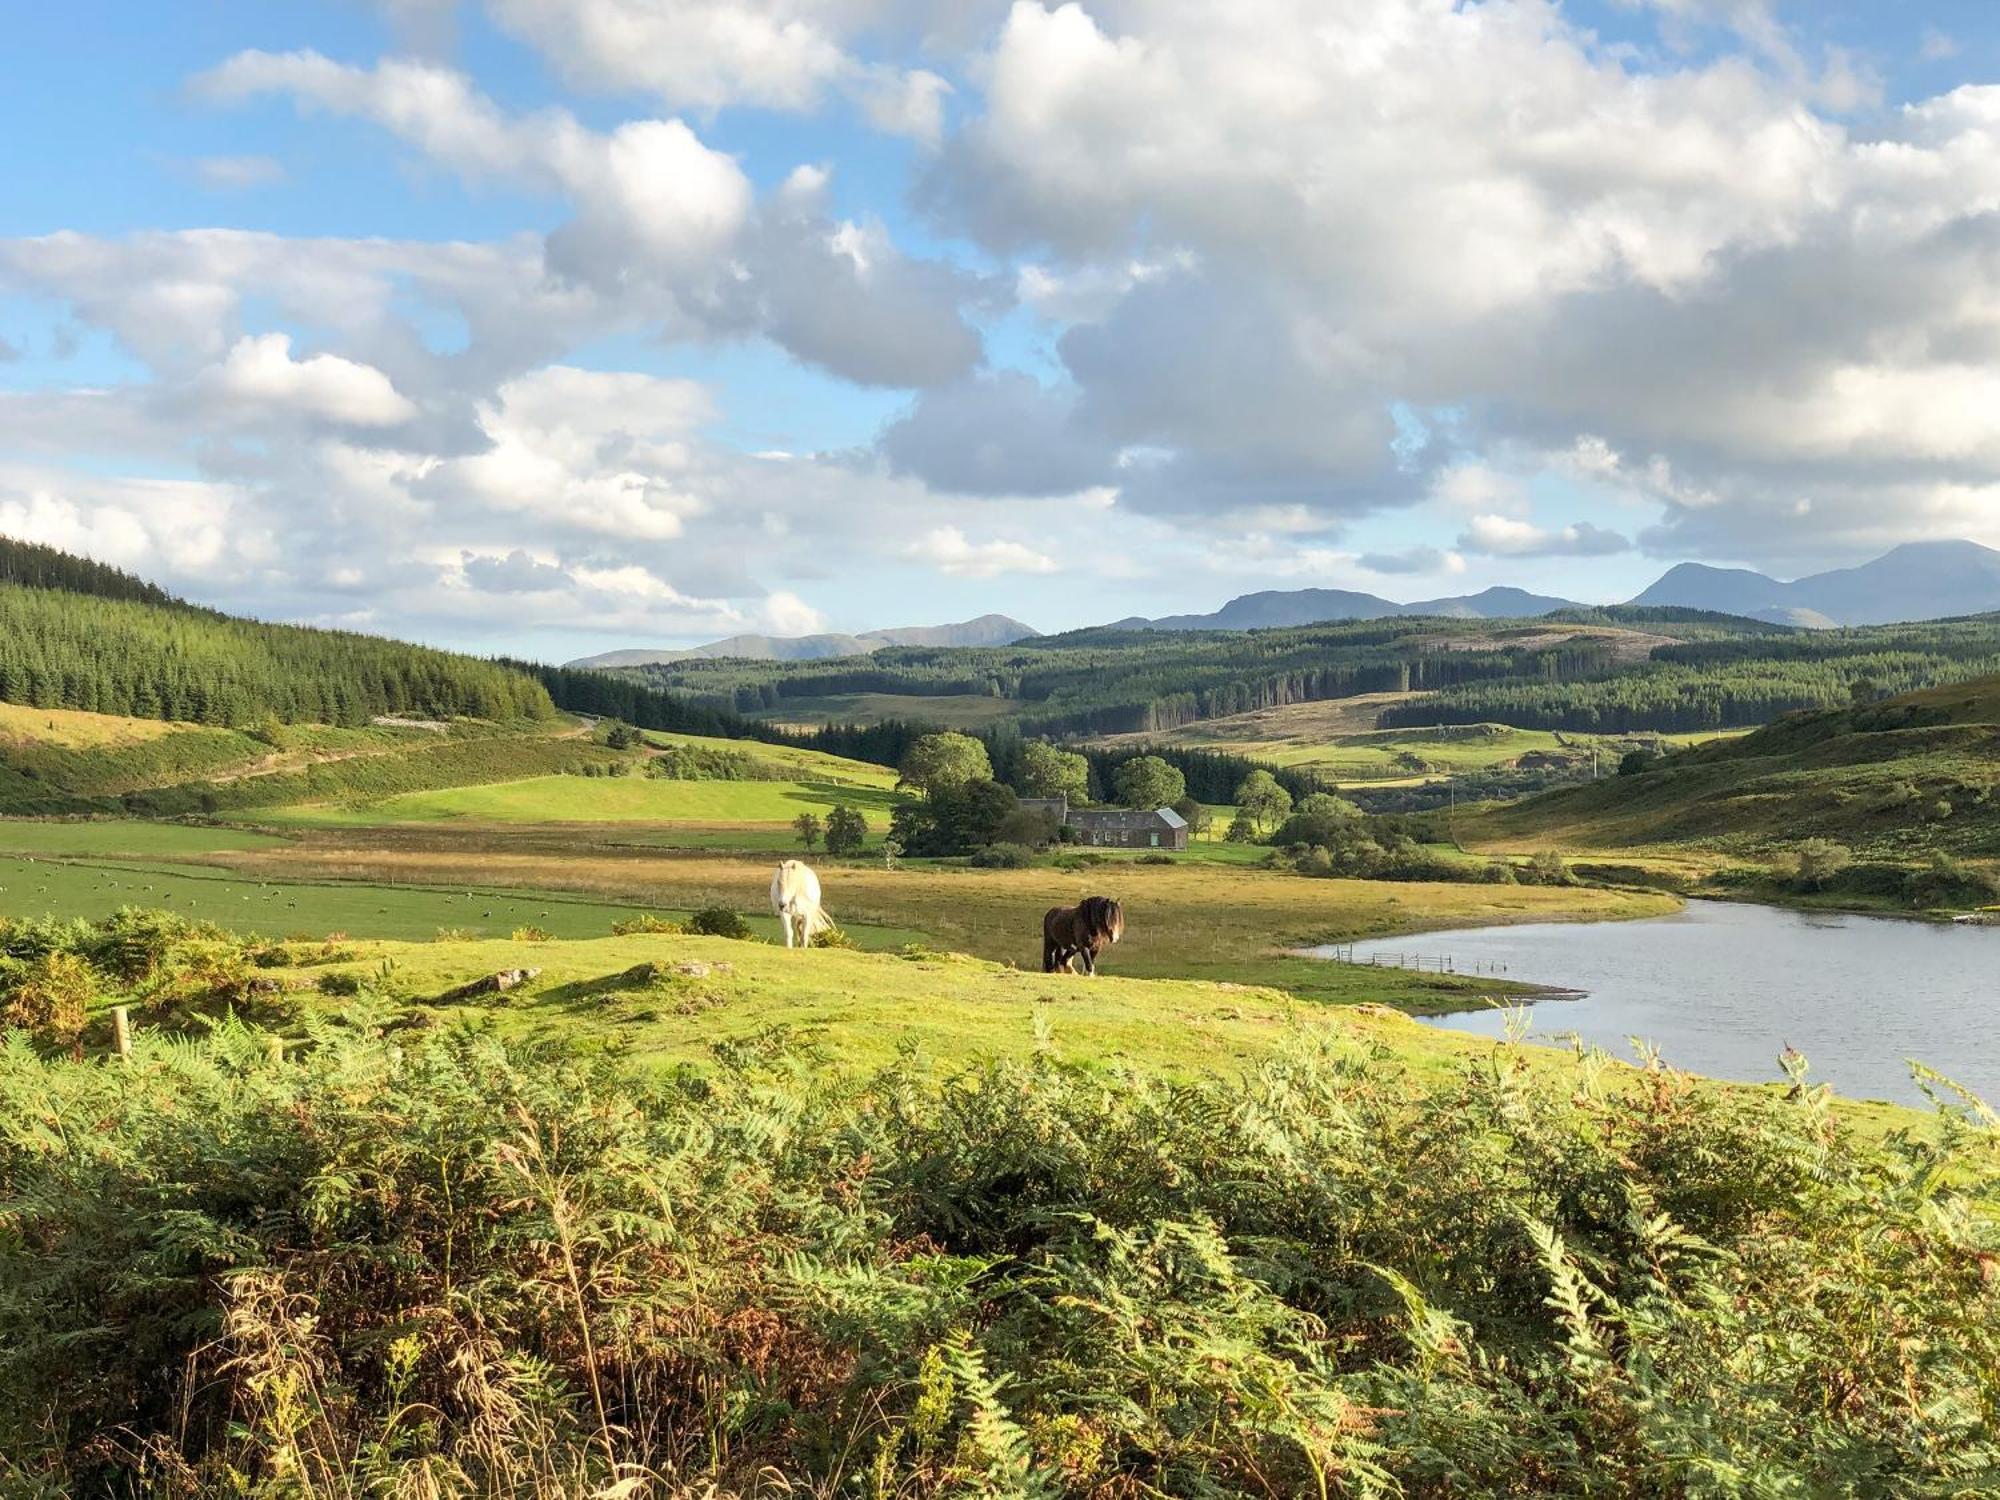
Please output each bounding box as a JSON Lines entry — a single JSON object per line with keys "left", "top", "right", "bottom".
{"left": 565, "top": 613, "right": 1038, "bottom": 668}
{"left": 1111, "top": 585, "right": 1580, "bottom": 632}
{"left": 1628, "top": 541, "right": 2000, "bottom": 627}
{"left": 570, "top": 540, "right": 2000, "bottom": 667}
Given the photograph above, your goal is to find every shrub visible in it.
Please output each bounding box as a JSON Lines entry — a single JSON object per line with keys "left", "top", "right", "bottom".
{"left": 318, "top": 970, "right": 364, "bottom": 996}
{"left": 687, "top": 905, "right": 755, "bottom": 940}
{"left": 1135, "top": 852, "right": 1175, "bottom": 866}
{"left": 970, "top": 841, "right": 1036, "bottom": 869}
{"left": 1, "top": 1027, "right": 1996, "bottom": 1495}
{"left": 510, "top": 926, "right": 554, "bottom": 943}
{"left": 0, "top": 950, "right": 95, "bottom": 1054}
{"left": 610, "top": 912, "right": 684, "bottom": 936}
{"left": 1521, "top": 849, "right": 1572, "bottom": 886}
{"left": 1482, "top": 861, "right": 1519, "bottom": 884}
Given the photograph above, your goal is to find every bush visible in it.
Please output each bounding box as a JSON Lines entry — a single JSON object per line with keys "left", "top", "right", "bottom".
{"left": 1520, "top": 849, "right": 1572, "bottom": 886}
{"left": 970, "top": 841, "right": 1037, "bottom": 869}
{"left": 1, "top": 1027, "right": 1996, "bottom": 1495}
{"left": 1482, "top": 861, "right": 1519, "bottom": 884}
{"left": 510, "top": 926, "right": 554, "bottom": 943}
{"left": 0, "top": 950, "right": 95, "bottom": 1054}
{"left": 687, "top": 905, "right": 755, "bottom": 940}
{"left": 610, "top": 912, "right": 684, "bottom": 936}
{"left": 1134, "top": 852, "right": 1175, "bottom": 865}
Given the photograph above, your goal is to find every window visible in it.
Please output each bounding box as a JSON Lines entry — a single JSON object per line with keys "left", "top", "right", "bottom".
{"left": 1149, "top": 833, "right": 1159, "bottom": 847}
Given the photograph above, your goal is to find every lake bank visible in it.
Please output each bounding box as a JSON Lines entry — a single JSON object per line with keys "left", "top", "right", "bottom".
{"left": 1308, "top": 898, "right": 2000, "bottom": 1108}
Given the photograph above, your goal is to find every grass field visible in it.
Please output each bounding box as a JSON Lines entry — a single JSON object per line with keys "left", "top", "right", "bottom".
{"left": 0, "top": 700, "right": 187, "bottom": 748}
{"left": 1100, "top": 698, "right": 1737, "bottom": 782}
{"left": 0, "top": 851, "right": 926, "bottom": 946}
{"left": 637, "top": 728, "right": 902, "bottom": 786}
{"left": 216, "top": 833, "right": 1676, "bottom": 1013}
{"left": 0, "top": 819, "right": 286, "bottom": 855}
{"left": 261, "top": 772, "right": 907, "bottom": 830}
{"left": 249, "top": 927, "right": 1611, "bottom": 1081}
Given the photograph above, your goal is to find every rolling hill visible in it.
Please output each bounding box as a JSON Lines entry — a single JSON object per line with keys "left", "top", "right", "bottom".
{"left": 1460, "top": 674, "right": 2000, "bottom": 860}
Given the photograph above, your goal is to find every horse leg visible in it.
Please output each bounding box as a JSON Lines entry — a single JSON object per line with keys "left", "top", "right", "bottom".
{"left": 781, "top": 908, "right": 795, "bottom": 949}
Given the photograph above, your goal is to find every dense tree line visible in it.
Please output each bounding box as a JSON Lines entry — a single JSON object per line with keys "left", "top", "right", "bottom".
{"left": 0, "top": 535, "right": 178, "bottom": 606}
{"left": 613, "top": 617, "right": 1676, "bottom": 737}
{"left": 1380, "top": 648, "right": 2000, "bottom": 733}
{"left": 0, "top": 585, "right": 555, "bottom": 726}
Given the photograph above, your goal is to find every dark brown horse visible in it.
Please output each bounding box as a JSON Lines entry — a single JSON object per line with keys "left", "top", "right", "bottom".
{"left": 1043, "top": 896, "right": 1125, "bottom": 975}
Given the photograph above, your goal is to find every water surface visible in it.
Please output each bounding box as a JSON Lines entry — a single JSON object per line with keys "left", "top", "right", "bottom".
{"left": 1309, "top": 900, "right": 1999, "bottom": 1107}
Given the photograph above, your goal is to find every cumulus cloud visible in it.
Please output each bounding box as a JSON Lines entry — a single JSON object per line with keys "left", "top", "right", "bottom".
{"left": 880, "top": 372, "right": 1109, "bottom": 497}
{"left": 205, "top": 333, "right": 417, "bottom": 427}
{"left": 1359, "top": 546, "right": 1463, "bottom": 576}
{"left": 904, "top": 525, "right": 1059, "bottom": 577}
{"left": 916, "top": 0, "right": 2000, "bottom": 549}
{"left": 193, "top": 51, "right": 985, "bottom": 387}
{"left": 481, "top": 0, "right": 954, "bottom": 141}
{"left": 1458, "top": 515, "right": 1632, "bottom": 559}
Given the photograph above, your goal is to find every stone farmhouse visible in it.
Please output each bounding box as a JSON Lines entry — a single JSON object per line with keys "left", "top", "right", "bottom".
{"left": 1018, "top": 796, "right": 1190, "bottom": 851}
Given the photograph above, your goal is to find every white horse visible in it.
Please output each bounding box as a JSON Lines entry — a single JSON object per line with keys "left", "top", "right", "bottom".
{"left": 770, "top": 859, "right": 829, "bottom": 949}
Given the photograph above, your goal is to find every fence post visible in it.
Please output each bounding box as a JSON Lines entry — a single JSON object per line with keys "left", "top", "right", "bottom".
{"left": 111, "top": 1005, "right": 131, "bottom": 1060}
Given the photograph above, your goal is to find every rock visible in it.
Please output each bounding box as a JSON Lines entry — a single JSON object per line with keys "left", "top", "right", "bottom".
{"left": 436, "top": 967, "right": 541, "bottom": 1003}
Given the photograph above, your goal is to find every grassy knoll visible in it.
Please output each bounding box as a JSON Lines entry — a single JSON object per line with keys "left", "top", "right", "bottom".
{"left": 1460, "top": 674, "right": 2000, "bottom": 864}
{"left": 216, "top": 833, "right": 1676, "bottom": 1012}
{"left": 0, "top": 702, "right": 603, "bottom": 816}
{"left": 637, "top": 727, "right": 902, "bottom": 786}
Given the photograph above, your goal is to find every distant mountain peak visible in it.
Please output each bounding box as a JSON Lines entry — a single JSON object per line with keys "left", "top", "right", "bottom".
{"left": 1114, "top": 583, "right": 1580, "bottom": 633}
{"left": 566, "top": 613, "right": 1038, "bottom": 668}
{"left": 1630, "top": 539, "right": 2000, "bottom": 626}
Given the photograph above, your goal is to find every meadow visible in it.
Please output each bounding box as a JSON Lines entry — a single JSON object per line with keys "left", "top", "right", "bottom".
{"left": 1101, "top": 696, "right": 1737, "bottom": 782}
{"left": 208, "top": 831, "right": 1674, "bottom": 1012}
{"left": 261, "top": 773, "right": 904, "bottom": 831}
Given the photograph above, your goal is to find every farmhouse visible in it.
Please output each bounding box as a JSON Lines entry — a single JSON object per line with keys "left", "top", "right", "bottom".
{"left": 1019, "top": 796, "right": 1190, "bottom": 851}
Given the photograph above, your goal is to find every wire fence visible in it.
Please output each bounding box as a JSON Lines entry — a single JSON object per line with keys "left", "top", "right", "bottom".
{"left": 1320, "top": 945, "right": 1513, "bottom": 976}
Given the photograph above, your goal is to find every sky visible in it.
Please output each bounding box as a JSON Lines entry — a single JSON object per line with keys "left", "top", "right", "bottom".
{"left": 4, "top": 0, "right": 2000, "bottom": 660}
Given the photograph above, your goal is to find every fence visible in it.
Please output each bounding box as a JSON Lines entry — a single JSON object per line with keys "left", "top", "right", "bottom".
{"left": 1319, "top": 946, "right": 1512, "bottom": 976}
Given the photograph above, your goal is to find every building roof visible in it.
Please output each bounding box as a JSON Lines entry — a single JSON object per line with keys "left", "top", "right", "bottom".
{"left": 1068, "top": 805, "right": 1185, "bottom": 831}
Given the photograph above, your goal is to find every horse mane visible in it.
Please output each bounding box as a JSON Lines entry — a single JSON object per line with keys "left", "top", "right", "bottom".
{"left": 1075, "top": 896, "right": 1123, "bottom": 944}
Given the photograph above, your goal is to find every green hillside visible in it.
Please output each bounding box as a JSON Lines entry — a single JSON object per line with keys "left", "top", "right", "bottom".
{"left": 1462, "top": 675, "right": 2000, "bottom": 862}
{"left": 0, "top": 555, "right": 555, "bottom": 725}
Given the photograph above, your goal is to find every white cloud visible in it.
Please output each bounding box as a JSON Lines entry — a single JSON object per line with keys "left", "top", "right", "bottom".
{"left": 905, "top": 524, "right": 1059, "bottom": 577}
{"left": 481, "top": 0, "right": 956, "bottom": 140}
{"left": 207, "top": 332, "right": 417, "bottom": 427}
{"left": 1459, "top": 514, "right": 1631, "bottom": 558}
{"left": 192, "top": 51, "right": 984, "bottom": 386}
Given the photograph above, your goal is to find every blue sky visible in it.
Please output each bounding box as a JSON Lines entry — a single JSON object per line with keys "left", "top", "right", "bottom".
{"left": 4, "top": 1, "right": 2000, "bottom": 658}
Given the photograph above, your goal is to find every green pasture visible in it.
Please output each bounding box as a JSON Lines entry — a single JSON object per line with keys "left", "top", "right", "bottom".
{"left": 0, "top": 852, "right": 923, "bottom": 947}
{"left": 259, "top": 773, "right": 908, "bottom": 830}
{"left": 0, "top": 819, "right": 286, "bottom": 856}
